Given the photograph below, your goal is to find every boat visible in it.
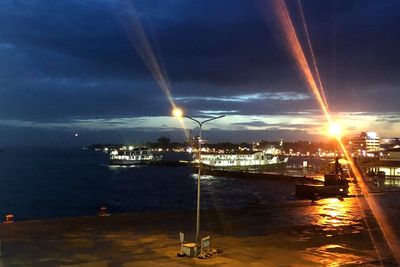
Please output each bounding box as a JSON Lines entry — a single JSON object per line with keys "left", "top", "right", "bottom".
{"left": 295, "top": 157, "right": 349, "bottom": 199}
{"left": 109, "top": 147, "right": 162, "bottom": 165}
{"left": 199, "top": 151, "right": 288, "bottom": 171}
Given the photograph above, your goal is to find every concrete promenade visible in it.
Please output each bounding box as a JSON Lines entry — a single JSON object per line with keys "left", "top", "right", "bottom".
{"left": 0, "top": 209, "right": 378, "bottom": 266}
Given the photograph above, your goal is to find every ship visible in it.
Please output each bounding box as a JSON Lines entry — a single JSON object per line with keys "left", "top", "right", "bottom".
{"left": 295, "top": 157, "right": 349, "bottom": 199}
{"left": 109, "top": 147, "right": 162, "bottom": 165}
{"left": 199, "top": 151, "right": 288, "bottom": 171}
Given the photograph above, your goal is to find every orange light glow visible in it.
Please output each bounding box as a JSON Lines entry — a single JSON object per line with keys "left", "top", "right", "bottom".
{"left": 315, "top": 198, "right": 352, "bottom": 230}
{"left": 172, "top": 108, "right": 183, "bottom": 118}
{"left": 171, "top": 107, "right": 188, "bottom": 137}
{"left": 271, "top": 0, "right": 332, "bottom": 125}
{"left": 329, "top": 122, "right": 342, "bottom": 138}
{"left": 271, "top": 0, "right": 400, "bottom": 262}
{"left": 118, "top": 2, "right": 190, "bottom": 139}
{"left": 338, "top": 139, "right": 400, "bottom": 260}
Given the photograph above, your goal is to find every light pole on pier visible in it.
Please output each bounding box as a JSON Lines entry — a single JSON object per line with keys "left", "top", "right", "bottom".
{"left": 173, "top": 108, "right": 225, "bottom": 249}
{"left": 329, "top": 122, "right": 342, "bottom": 156}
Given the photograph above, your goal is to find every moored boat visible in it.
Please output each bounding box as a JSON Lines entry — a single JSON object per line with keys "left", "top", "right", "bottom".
{"left": 199, "top": 151, "right": 288, "bottom": 171}
{"left": 295, "top": 157, "right": 349, "bottom": 199}
{"left": 109, "top": 147, "right": 162, "bottom": 165}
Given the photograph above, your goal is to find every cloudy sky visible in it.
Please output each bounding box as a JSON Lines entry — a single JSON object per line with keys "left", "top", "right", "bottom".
{"left": 0, "top": 0, "right": 399, "bottom": 146}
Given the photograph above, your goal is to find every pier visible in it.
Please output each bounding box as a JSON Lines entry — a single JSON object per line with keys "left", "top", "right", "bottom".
{"left": 0, "top": 207, "right": 380, "bottom": 266}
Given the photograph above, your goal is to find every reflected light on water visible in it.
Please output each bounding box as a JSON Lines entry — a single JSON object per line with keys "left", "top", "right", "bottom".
{"left": 306, "top": 243, "right": 372, "bottom": 267}
{"left": 190, "top": 174, "right": 216, "bottom": 181}
{"left": 313, "top": 198, "right": 357, "bottom": 231}
{"left": 304, "top": 196, "right": 376, "bottom": 266}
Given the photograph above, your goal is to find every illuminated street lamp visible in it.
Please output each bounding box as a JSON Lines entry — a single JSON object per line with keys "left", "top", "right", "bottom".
{"left": 328, "top": 122, "right": 342, "bottom": 156}
{"left": 329, "top": 122, "right": 342, "bottom": 138}
{"left": 172, "top": 108, "right": 224, "bottom": 251}
{"left": 172, "top": 108, "right": 183, "bottom": 118}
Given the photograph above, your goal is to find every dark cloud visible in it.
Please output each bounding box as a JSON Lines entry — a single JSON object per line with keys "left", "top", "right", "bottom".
{"left": 0, "top": 77, "right": 170, "bottom": 121}
{"left": 231, "top": 121, "right": 270, "bottom": 127}
{"left": 0, "top": 0, "right": 399, "bottom": 144}
{"left": 229, "top": 121, "right": 318, "bottom": 131}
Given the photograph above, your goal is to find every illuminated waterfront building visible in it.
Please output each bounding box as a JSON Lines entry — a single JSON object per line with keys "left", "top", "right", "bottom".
{"left": 349, "top": 132, "right": 380, "bottom": 156}
{"left": 387, "top": 147, "right": 400, "bottom": 160}
{"left": 381, "top": 138, "right": 400, "bottom": 150}
{"left": 364, "top": 148, "right": 400, "bottom": 179}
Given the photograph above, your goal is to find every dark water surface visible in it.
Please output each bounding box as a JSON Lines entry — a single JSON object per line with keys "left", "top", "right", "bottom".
{"left": 0, "top": 148, "right": 295, "bottom": 220}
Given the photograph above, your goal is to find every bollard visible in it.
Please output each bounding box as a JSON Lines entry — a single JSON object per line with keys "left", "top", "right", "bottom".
{"left": 177, "top": 232, "right": 185, "bottom": 257}
{"left": 4, "top": 214, "right": 14, "bottom": 224}
{"left": 98, "top": 206, "right": 110, "bottom": 217}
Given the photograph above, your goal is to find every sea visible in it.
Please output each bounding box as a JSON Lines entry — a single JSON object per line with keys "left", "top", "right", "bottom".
{"left": 1, "top": 147, "right": 400, "bottom": 264}
{"left": 0, "top": 147, "right": 301, "bottom": 220}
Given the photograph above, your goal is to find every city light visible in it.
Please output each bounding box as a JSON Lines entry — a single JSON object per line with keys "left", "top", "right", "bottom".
{"left": 367, "top": 131, "right": 378, "bottom": 139}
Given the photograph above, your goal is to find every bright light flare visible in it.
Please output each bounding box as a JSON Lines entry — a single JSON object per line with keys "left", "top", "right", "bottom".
{"left": 338, "top": 139, "right": 400, "bottom": 262}
{"left": 116, "top": 1, "right": 189, "bottom": 138}
{"left": 329, "top": 122, "right": 341, "bottom": 138}
{"left": 172, "top": 108, "right": 183, "bottom": 118}
{"left": 172, "top": 107, "right": 189, "bottom": 136}
{"left": 270, "top": 0, "right": 400, "bottom": 262}
{"left": 270, "top": 0, "right": 331, "bottom": 124}
{"left": 367, "top": 131, "right": 377, "bottom": 139}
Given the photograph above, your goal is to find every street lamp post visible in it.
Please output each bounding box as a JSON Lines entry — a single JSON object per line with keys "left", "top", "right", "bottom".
{"left": 173, "top": 108, "right": 224, "bottom": 251}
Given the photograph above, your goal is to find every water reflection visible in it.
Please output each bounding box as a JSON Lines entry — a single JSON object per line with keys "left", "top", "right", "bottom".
{"left": 298, "top": 187, "right": 375, "bottom": 265}
{"left": 304, "top": 243, "right": 375, "bottom": 267}
{"left": 190, "top": 174, "right": 216, "bottom": 181}
{"left": 312, "top": 198, "right": 362, "bottom": 232}
{"left": 107, "top": 164, "right": 143, "bottom": 170}
{"left": 385, "top": 178, "right": 400, "bottom": 187}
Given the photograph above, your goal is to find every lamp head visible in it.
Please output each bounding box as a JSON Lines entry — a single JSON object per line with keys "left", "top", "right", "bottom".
{"left": 172, "top": 108, "right": 183, "bottom": 118}
{"left": 329, "top": 122, "right": 342, "bottom": 138}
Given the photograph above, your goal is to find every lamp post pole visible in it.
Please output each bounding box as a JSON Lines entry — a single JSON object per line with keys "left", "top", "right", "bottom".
{"left": 183, "top": 115, "right": 224, "bottom": 248}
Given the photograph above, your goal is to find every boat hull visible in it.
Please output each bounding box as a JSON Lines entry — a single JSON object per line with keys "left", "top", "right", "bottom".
{"left": 202, "top": 162, "right": 287, "bottom": 172}
{"left": 109, "top": 159, "right": 152, "bottom": 165}
{"left": 295, "top": 184, "right": 349, "bottom": 199}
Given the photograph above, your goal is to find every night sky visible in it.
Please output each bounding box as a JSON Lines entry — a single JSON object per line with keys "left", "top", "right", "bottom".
{"left": 1, "top": 0, "right": 399, "bottom": 146}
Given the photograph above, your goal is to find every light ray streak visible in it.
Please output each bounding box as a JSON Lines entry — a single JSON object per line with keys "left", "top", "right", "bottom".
{"left": 119, "top": 1, "right": 174, "bottom": 108}
{"left": 297, "top": 0, "right": 329, "bottom": 110}
{"left": 271, "top": 0, "right": 331, "bottom": 124}
{"left": 271, "top": 0, "right": 400, "bottom": 263}
{"left": 352, "top": 185, "right": 384, "bottom": 266}
{"left": 116, "top": 1, "right": 188, "bottom": 137}
{"left": 339, "top": 139, "right": 400, "bottom": 262}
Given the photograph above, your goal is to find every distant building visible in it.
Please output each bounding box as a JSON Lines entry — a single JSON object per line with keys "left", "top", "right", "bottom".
{"left": 381, "top": 138, "right": 400, "bottom": 150}
{"left": 387, "top": 147, "right": 400, "bottom": 160}
{"left": 349, "top": 132, "right": 380, "bottom": 156}
{"left": 364, "top": 148, "right": 400, "bottom": 179}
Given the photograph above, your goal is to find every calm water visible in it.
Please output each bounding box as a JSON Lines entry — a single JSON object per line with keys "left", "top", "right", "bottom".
{"left": 0, "top": 148, "right": 296, "bottom": 220}
{"left": 1, "top": 148, "right": 400, "bottom": 264}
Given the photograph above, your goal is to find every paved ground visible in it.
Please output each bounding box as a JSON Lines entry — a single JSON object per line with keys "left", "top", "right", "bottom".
{"left": 0, "top": 209, "right": 378, "bottom": 266}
